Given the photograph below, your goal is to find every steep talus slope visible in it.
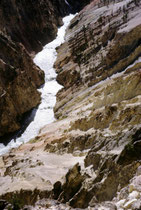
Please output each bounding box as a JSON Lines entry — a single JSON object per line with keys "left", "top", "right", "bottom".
{"left": 0, "top": 0, "right": 141, "bottom": 209}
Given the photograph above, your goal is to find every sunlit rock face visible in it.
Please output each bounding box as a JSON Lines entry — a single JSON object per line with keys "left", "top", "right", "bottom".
{"left": 54, "top": 0, "right": 141, "bottom": 119}
{"left": 0, "top": 0, "right": 141, "bottom": 209}
{"left": 48, "top": 0, "right": 141, "bottom": 208}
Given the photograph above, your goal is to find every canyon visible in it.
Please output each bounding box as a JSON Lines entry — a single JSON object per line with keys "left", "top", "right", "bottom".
{"left": 0, "top": 0, "right": 90, "bottom": 138}
{"left": 0, "top": 0, "right": 141, "bottom": 209}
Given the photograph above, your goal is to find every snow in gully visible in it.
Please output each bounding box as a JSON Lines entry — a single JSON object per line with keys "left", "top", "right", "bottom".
{"left": 0, "top": 14, "right": 75, "bottom": 155}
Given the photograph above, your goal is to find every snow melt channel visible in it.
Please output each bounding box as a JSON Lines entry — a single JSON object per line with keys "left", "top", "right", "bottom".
{"left": 0, "top": 14, "right": 75, "bottom": 155}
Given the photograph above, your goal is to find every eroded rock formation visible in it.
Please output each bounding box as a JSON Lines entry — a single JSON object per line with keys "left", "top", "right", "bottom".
{"left": 0, "top": 0, "right": 141, "bottom": 209}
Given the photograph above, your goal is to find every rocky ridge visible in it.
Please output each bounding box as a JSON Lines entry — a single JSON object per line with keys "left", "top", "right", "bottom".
{"left": 0, "top": 0, "right": 141, "bottom": 209}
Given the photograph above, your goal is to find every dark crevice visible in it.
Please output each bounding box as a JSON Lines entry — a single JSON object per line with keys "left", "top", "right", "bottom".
{"left": 0, "top": 107, "right": 38, "bottom": 146}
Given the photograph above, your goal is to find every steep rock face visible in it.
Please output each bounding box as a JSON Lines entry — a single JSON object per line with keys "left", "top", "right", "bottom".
{"left": 0, "top": 0, "right": 66, "bottom": 53}
{"left": 0, "top": 0, "right": 91, "bottom": 54}
{"left": 54, "top": 0, "right": 141, "bottom": 118}
{"left": 0, "top": 32, "right": 44, "bottom": 137}
{"left": 0, "top": 0, "right": 141, "bottom": 209}
{"left": 0, "top": 0, "right": 66, "bottom": 137}
{"left": 51, "top": 0, "right": 141, "bottom": 208}
{"left": 0, "top": 0, "right": 92, "bottom": 138}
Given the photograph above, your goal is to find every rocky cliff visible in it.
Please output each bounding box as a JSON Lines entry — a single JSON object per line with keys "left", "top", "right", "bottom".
{"left": 0, "top": 0, "right": 141, "bottom": 209}
{"left": 0, "top": 0, "right": 91, "bottom": 54}
{"left": 0, "top": 0, "right": 68, "bottom": 138}
{"left": 0, "top": 0, "right": 66, "bottom": 53}
{"left": 0, "top": 33, "right": 44, "bottom": 137}
{"left": 52, "top": 0, "right": 141, "bottom": 208}
{"left": 0, "top": 0, "right": 91, "bottom": 138}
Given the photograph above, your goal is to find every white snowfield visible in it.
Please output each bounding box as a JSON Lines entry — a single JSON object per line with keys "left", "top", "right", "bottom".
{"left": 0, "top": 14, "right": 75, "bottom": 155}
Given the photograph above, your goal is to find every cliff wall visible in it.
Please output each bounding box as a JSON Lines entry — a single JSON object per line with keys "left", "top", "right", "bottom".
{"left": 1, "top": 0, "right": 141, "bottom": 209}
{"left": 43, "top": 0, "right": 141, "bottom": 208}
{"left": 0, "top": 0, "right": 67, "bottom": 53}
{"left": 0, "top": 0, "right": 68, "bottom": 137}
{"left": 0, "top": 0, "right": 91, "bottom": 53}
{"left": 0, "top": 0, "right": 90, "bottom": 138}
{"left": 49, "top": 0, "right": 141, "bottom": 208}
{"left": 0, "top": 33, "right": 44, "bottom": 137}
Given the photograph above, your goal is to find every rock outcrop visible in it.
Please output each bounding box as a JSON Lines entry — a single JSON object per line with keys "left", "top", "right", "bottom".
{"left": 51, "top": 0, "right": 141, "bottom": 208}
{"left": 0, "top": 0, "right": 141, "bottom": 209}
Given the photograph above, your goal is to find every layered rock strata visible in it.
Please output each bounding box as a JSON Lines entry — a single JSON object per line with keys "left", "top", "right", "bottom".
{"left": 51, "top": 0, "right": 141, "bottom": 208}
{"left": 0, "top": 0, "right": 141, "bottom": 209}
